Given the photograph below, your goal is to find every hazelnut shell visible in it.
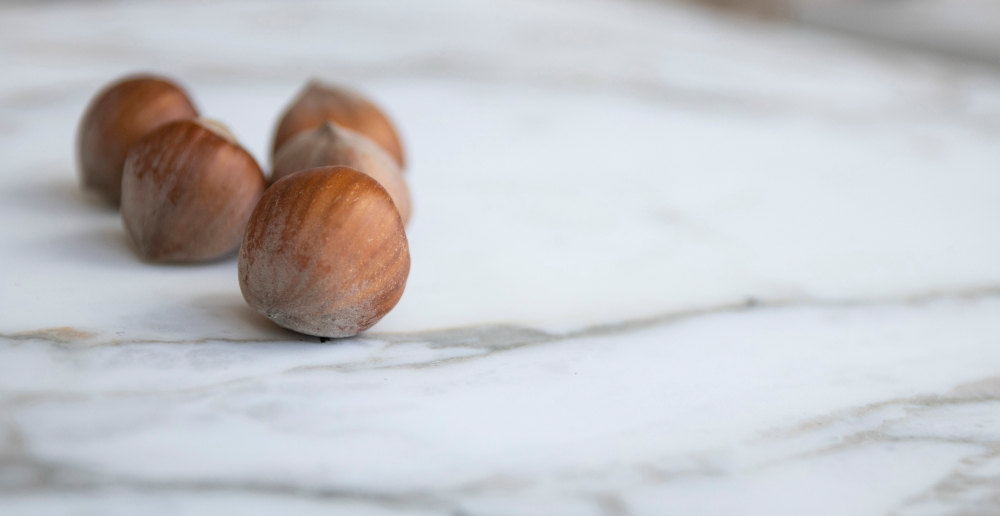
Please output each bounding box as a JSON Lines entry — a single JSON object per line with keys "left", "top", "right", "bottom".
{"left": 77, "top": 74, "right": 198, "bottom": 206}
{"left": 272, "top": 80, "right": 405, "bottom": 168}
{"left": 272, "top": 122, "right": 412, "bottom": 225}
{"left": 121, "top": 119, "right": 267, "bottom": 262}
{"left": 239, "top": 166, "right": 410, "bottom": 338}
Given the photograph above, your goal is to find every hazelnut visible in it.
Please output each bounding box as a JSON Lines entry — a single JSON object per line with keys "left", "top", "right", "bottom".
{"left": 272, "top": 122, "right": 412, "bottom": 225}
{"left": 121, "top": 118, "right": 267, "bottom": 263}
{"left": 239, "top": 166, "right": 409, "bottom": 338}
{"left": 272, "top": 80, "right": 406, "bottom": 168}
{"left": 77, "top": 74, "right": 198, "bottom": 206}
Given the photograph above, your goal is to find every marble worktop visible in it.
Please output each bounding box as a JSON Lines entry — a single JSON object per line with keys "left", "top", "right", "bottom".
{"left": 1, "top": 0, "right": 999, "bottom": 514}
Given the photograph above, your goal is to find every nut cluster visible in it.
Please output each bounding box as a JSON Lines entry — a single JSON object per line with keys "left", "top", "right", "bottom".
{"left": 77, "top": 74, "right": 413, "bottom": 337}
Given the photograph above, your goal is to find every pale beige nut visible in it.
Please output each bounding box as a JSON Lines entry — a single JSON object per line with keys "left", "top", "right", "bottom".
{"left": 272, "top": 122, "right": 412, "bottom": 225}
{"left": 272, "top": 80, "right": 405, "bottom": 168}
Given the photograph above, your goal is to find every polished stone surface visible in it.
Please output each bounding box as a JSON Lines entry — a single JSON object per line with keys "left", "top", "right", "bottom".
{"left": 796, "top": 0, "right": 1000, "bottom": 65}
{"left": 1, "top": 0, "right": 999, "bottom": 514}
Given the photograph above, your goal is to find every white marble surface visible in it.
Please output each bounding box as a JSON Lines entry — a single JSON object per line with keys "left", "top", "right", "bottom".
{"left": 795, "top": 0, "right": 1000, "bottom": 65}
{"left": 1, "top": 0, "right": 999, "bottom": 514}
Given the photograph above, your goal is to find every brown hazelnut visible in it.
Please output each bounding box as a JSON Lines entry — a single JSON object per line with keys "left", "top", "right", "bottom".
{"left": 121, "top": 118, "right": 267, "bottom": 263}
{"left": 77, "top": 74, "right": 198, "bottom": 206}
{"left": 272, "top": 122, "right": 412, "bottom": 225}
{"left": 272, "top": 80, "right": 405, "bottom": 168}
{"left": 239, "top": 166, "right": 409, "bottom": 337}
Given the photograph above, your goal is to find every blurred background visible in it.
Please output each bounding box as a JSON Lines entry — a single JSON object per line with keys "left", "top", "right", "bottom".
{"left": 2, "top": 0, "right": 1000, "bottom": 332}
{"left": 692, "top": 0, "right": 1000, "bottom": 64}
